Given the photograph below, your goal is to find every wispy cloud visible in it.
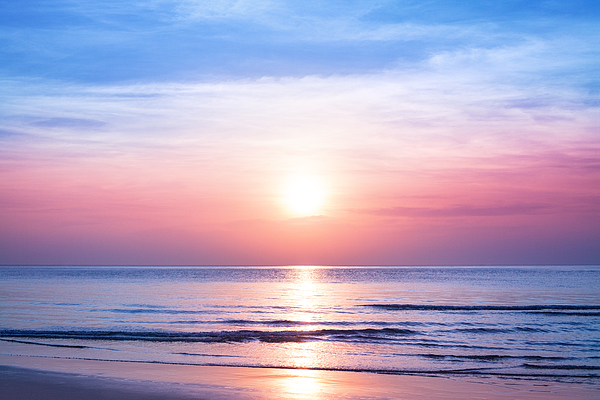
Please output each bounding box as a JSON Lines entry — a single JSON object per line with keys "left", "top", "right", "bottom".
{"left": 4, "top": 1, "right": 597, "bottom": 83}
{"left": 1, "top": 42, "right": 597, "bottom": 157}
{"left": 363, "top": 203, "right": 550, "bottom": 218}
{"left": 1, "top": 1, "right": 598, "bottom": 264}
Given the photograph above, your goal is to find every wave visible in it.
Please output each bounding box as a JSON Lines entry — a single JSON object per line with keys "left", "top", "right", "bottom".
{"left": 4, "top": 354, "right": 598, "bottom": 380}
{"left": 222, "top": 319, "right": 359, "bottom": 327}
{"left": 0, "top": 328, "right": 417, "bottom": 344}
{"left": 421, "top": 354, "right": 573, "bottom": 361}
{"left": 451, "top": 327, "right": 550, "bottom": 334}
{"left": 0, "top": 338, "right": 91, "bottom": 349}
{"left": 107, "top": 305, "right": 600, "bottom": 315}
{"left": 528, "top": 311, "right": 600, "bottom": 317}
{"left": 523, "top": 364, "right": 600, "bottom": 370}
{"left": 101, "top": 308, "right": 207, "bottom": 315}
{"left": 172, "top": 352, "right": 245, "bottom": 358}
{"left": 214, "top": 319, "right": 424, "bottom": 327}
{"left": 0, "top": 338, "right": 114, "bottom": 351}
{"left": 363, "top": 304, "right": 600, "bottom": 312}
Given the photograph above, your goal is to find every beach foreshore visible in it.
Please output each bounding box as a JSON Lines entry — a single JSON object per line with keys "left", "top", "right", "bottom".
{"left": 1, "top": 354, "right": 598, "bottom": 400}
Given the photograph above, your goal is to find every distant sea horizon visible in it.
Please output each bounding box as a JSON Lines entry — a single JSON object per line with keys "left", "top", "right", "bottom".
{"left": 3, "top": 264, "right": 599, "bottom": 267}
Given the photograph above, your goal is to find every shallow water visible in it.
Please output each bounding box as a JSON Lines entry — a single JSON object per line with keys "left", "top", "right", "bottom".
{"left": 1, "top": 266, "right": 599, "bottom": 382}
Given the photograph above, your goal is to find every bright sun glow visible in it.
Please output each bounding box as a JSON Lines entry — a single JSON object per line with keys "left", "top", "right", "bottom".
{"left": 283, "top": 176, "right": 325, "bottom": 216}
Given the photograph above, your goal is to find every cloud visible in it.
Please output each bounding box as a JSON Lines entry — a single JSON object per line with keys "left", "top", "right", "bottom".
{"left": 1, "top": 44, "right": 597, "bottom": 160}
{"left": 168, "top": 0, "right": 279, "bottom": 20}
{"left": 30, "top": 117, "right": 105, "bottom": 129}
{"left": 0, "top": 128, "right": 23, "bottom": 138}
{"left": 1, "top": 1, "right": 598, "bottom": 265}
{"left": 2, "top": 0, "right": 598, "bottom": 84}
{"left": 1, "top": 63, "right": 597, "bottom": 240}
{"left": 362, "top": 203, "right": 550, "bottom": 218}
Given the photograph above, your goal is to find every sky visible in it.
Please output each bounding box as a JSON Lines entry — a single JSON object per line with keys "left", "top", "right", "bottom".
{"left": 1, "top": 0, "right": 599, "bottom": 266}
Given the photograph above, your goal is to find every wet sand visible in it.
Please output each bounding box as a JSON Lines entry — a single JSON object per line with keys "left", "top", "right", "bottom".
{"left": 1, "top": 355, "right": 598, "bottom": 399}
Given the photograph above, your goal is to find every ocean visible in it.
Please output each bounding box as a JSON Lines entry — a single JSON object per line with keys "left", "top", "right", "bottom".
{"left": 1, "top": 265, "right": 599, "bottom": 384}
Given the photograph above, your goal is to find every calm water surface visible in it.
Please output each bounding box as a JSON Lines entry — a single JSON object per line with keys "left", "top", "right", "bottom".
{"left": 1, "top": 266, "right": 599, "bottom": 383}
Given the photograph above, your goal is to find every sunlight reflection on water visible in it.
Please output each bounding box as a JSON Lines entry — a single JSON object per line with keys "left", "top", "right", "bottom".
{"left": 1, "top": 265, "right": 599, "bottom": 383}
{"left": 291, "top": 267, "right": 319, "bottom": 323}
{"left": 281, "top": 268, "right": 326, "bottom": 398}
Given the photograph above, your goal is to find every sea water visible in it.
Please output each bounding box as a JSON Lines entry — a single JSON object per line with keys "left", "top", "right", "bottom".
{"left": 1, "top": 266, "right": 599, "bottom": 383}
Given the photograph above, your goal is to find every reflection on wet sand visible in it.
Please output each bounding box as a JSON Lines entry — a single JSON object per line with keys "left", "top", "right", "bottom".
{"left": 2, "top": 354, "right": 598, "bottom": 400}
{"left": 282, "top": 369, "right": 322, "bottom": 398}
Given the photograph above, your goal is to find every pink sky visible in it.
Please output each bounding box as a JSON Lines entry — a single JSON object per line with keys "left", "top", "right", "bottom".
{"left": 1, "top": 71, "right": 598, "bottom": 265}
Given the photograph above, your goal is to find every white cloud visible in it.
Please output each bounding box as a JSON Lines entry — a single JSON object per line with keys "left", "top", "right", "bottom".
{"left": 1, "top": 42, "right": 597, "bottom": 168}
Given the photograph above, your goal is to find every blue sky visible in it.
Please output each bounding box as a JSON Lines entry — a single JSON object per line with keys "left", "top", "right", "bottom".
{"left": 1, "top": 1, "right": 599, "bottom": 265}
{"left": 2, "top": 1, "right": 599, "bottom": 82}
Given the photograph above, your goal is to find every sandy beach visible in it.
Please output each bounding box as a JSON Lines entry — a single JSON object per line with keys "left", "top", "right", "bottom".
{"left": 1, "top": 355, "right": 598, "bottom": 400}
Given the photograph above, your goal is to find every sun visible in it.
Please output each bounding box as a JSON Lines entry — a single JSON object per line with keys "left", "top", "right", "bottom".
{"left": 283, "top": 176, "right": 325, "bottom": 217}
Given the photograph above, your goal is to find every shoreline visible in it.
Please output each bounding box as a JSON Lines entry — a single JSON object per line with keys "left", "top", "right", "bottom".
{"left": 1, "top": 350, "right": 597, "bottom": 381}
{"left": 1, "top": 355, "right": 599, "bottom": 399}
